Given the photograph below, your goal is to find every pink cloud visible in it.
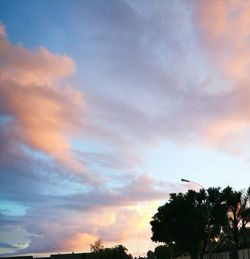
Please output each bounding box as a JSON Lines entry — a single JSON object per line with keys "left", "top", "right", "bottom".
{"left": 0, "top": 24, "right": 6, "bottom": 37}
{"left": 195, "top": 1, "right": 250, "bottom": 80}
{"left": 0, "top": 24, "right": 86, "bottom": 175}
{"left": 0, "top": 24, "right": 75, "bottom": 85}
{"left": 20, "top": 202, "right": 159, "bottom": 255}
{"left": 63, "top": 233, "right": 98, "bottom": 252}
{"left": 191, "top": 2, "right": 250, "bottom": 153}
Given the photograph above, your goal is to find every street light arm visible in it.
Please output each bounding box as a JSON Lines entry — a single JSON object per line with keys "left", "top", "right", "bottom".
{"left": 181, "top": 178, "right": 204, "bottom": 189}
{"left": 181, "top": 178, "right": 190, "bottom": 183}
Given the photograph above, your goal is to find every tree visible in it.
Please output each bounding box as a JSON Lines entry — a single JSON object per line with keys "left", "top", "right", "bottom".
{"left": 151, "top": 190, "right": 207, "bottom": 259}
{"left": 111, "top": 245, "right": 130, "bottom": 259}
{"left": 114, "top": 245, "right": 128, "bottom": 254}
{"left": 90, "top": 239, "right": 104, "bottom": 254}
{"left": 89, "top": 241, "right": 131, "bottom": 259}
{"left": 221, "top": 186, "right": 250, "bottom": 249}
{"left": 238, "top": 187, "right": 250, "bottom": 248}
{"left": 150, "top": 188, "right": 228, "bottom": 259}
{"left": 201, "top": 188, "right": 228, "bottom": 254}
{"left": 146, "top": 250, "right": 156, "bottom": 259}
{"left": 154, "top": 245, "right": 180, "bottom": 259}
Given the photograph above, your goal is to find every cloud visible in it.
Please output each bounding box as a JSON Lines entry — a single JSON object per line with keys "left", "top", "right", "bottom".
{"left": 95, "top": 202, "right": 160, "bottom": 243}
{"left": 0, "top": 24, "right": 6, "bottom": 37}
{"left": 190, "top": 1, "right": 250, "bottom": 152}
{"left": 0, "top": 242, "right": 17, "bottom": 249}
{"left": 78, "top": 1, "right": 250, "bottom": 155}
{"left": 0, "top": 24, "right": 87, "bottom": 176}
{"left": 63, "top": 233, "right": 98, "bottom": 252}
{"left": 0, "top": 142, "right": 172, "bottom": 255}
{"left": 7, "top": 201, "right": 160, "bottom": 255}
{"left": 0, "top": 24, "right": 75, "bottom": 85}
{"left": 0, "top": 119, "right": 172, "bottom": 256}
{"left": 3, "top": 1, "right": 250, "bottom": 256}
{"left": 195, "top": 1, "right": 250, "bottom": 80}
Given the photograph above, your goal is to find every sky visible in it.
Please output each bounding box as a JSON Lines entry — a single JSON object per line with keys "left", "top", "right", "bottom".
{"left": 1, "top": 0, "right": 250, "bottom": 257}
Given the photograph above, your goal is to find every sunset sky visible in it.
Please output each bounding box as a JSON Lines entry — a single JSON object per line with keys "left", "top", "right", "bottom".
{"left": 1, "top": 0, "right": 250, "bottom": 257}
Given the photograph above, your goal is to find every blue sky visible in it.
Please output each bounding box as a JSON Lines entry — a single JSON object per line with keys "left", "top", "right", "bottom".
{"left": 1, "top": 0, "right": 250, "bottom": 257}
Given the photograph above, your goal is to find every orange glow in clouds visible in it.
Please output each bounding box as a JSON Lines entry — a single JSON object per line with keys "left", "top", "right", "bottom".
{"left": 0, "top": 24, "right": 85, "bottom": 174}
{"left": 197, "top": 1, "right": 250, "bottom": 80}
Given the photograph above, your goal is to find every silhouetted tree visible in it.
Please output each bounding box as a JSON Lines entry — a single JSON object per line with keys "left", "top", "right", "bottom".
{"left": 90, "top": 239, "right": 104, "bottom": 253}
{"left": 200, "top": 188, "right": 228, "bottom": 255}
{"left": 151, "top": 188, "right": 228, "bottom": 259}
{"left": 151, "top": 190, "right": 207, "bottom": 259}
{"left": 89, "top": 241, "right": 131, "bottom": 259}
{"left": 146, "top": 250, "right": 156, "bottom": 259}
{"left": 154, "top": 245, "right": 180, "bottom": 259}
{"left": 221, "top": 186, "right": 250, "bottom": 249}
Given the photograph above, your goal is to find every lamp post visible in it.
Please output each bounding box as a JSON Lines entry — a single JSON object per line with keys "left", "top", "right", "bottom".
{"left": 181, "top": 178, "right": 209, "bottom": 258}
{"left": 181, "top": 178, "right": 204, "bottom": 190}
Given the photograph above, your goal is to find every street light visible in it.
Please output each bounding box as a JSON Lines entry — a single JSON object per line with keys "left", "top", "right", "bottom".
{"left": 181, "top": 178, "right": 204, "bottom": 189}
{"left": 181, "top": 178, "right": 210, "bottom": 256}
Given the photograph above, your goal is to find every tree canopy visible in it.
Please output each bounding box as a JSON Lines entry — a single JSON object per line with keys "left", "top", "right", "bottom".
{"left": 89, "top": 240, "right": 132, "bottom": 259}
{"left": 150, "top": 186, "right": 250, "bottom": 259}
